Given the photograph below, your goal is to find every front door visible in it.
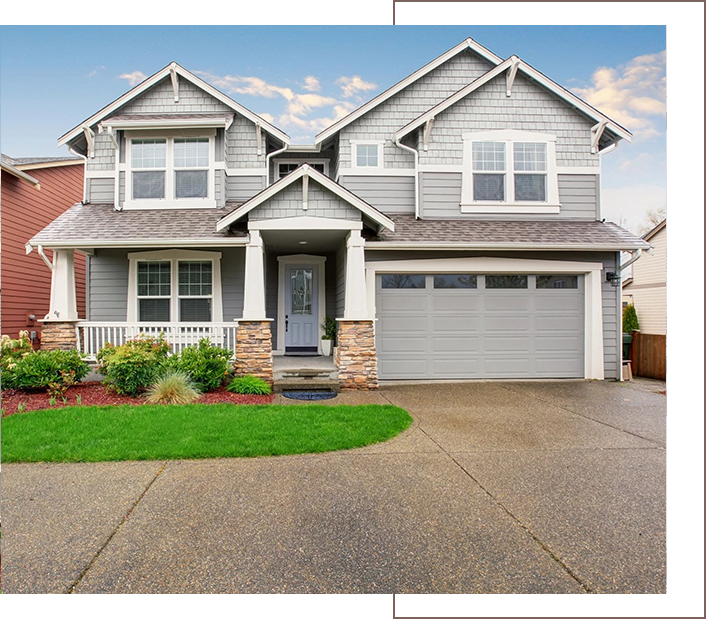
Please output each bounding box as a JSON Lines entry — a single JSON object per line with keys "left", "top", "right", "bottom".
{"left": 284, "top": 264, "right": 319, "bottom": 352}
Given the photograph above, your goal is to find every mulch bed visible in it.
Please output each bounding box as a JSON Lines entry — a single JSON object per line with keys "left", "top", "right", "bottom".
{"left": 1, "top": 382, "right": 273, "bottom": 416}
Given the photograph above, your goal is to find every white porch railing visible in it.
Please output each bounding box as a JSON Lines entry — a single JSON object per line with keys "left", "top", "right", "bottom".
{"left": 76, "top": 322, "right": 238, "bottom": 360}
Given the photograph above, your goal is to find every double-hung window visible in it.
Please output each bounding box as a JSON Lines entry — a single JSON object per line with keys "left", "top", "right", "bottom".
{"left": 137, "top": 261, "right": 171, "bottom": 321}
{"left": 178, "top": 261, "right": 213, "bottom": 321}
{"left": 127, "top": 134, "right": 213, "bottom": 207}
{"left": 462, "top": 131, "right": 559, "bottom": 213}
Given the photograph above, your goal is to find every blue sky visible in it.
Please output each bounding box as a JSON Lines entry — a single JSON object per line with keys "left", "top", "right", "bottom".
{"left": 0, "top": 25, "right": 666, "bottom": 231}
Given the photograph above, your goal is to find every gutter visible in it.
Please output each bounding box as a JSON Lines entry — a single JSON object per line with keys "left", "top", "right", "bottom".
{"left": 265, "top": 143, "right": 288, "bottom": 186}
{"left": 394, "top": 138, "right": 420, "bottom": 219}
{"left": 366, "top": 242, "right": 652, "bottom": 252}
{"left": 620, "top": 248, "right": 645, "bottom": 271}
{"left": 25, "top": 238, "right": 250, "bottom": 250}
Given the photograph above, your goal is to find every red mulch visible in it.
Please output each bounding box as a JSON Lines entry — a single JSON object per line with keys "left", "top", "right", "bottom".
{"left": 1, "top": 382, "right": 273, "bottom": 416}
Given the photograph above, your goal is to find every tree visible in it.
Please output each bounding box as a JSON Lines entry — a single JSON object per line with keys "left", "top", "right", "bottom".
{"left": 639, "top": 207, "right": 666, "bottom": 235}
{"left": 622, "top": 303, "right": 640, "bottom": 333}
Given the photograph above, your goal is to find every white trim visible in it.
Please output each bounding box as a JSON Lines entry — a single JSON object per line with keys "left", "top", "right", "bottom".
{"left": 242, "top": 230, "right": 267, "bottom": 320}
{"left": 27, "top": 238, "right": 248, "bottom": 250}
{"left": 276, "top": 254, "right": 327, "bottom": 355}
{"left": 220, "top": 166, "right": 267, "bottom": 177}
{"left": 248, "top": 217, "right": 363, "bottom": 231}
{"left": 364, "top": 256, "right": 605, "bottom": 380}
{"left": 59, "top": 62, "right": 289, "bottom": 148}
{"left": 123, "top": 133, "right": 216, "bottom": 210}
{"left": 216, "top": 164, "right": 395, "bottom": 233}
{"left": 557, "top": 166, "right": 600, "bottom": 176}
{"left": 315, "top": 38, "right": 503, "bottom": 144}
{"left": 273, "top": 158, "right": 330, "bottom": 179}
{"left": 418, "top": 164, "right": 465, "bottom": 173}
{"left": 460, "top": 130, "right": 560, "bottom": 210}
{"left": 99, "top": 116, "right": 233, "bottom": 131}
{"left": 395, "top": 57, "right": 631, "bottom": 144}
{"left": 1, "top": 162, "right": 41, "bottom": 188}
{"left": 127, "top": 249, "right": 223, "bottom": 323}
{"left": 84, "top": 169, "right": 116, "bottom": 179}
{"left": 169, "top": 63, "right": 179, "bottom": 102}
{"left": 337, "top": 168, "right": 416, "bottom": 178}
{"left": 365, "top": 242, "right": 647, "bottom": 251}
{"left": 13, "top": 159, "right": 83, "bottom": 171}
{"left": 348, "top": 140, "right": 385, "bottom": 174}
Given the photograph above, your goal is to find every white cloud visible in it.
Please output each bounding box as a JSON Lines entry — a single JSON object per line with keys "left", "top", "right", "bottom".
{"left": 302, "top": 75, "right": 321, "bottom": 92}
{"left": 278, "top": 102, "right": 356, "bottom": 133}
{"left": 118, "top": 70, "right": 148, "bottom": 86}
{"left": 88, "top": 66, "right": 105, "bottom": 77}
{"left": 336, "top": 75, "right": 378, "bottom": 98}
{"left": 602, "top": 184, "right": 667, "bottom": 233}
{"left": 572, "top": 50, "right": 666, "bottom": 140}
{"left": 257, "top": 112, "right": 275, "bottom": 124}
{"left": 618, "top": 152, "right": 654, "bottom": 173}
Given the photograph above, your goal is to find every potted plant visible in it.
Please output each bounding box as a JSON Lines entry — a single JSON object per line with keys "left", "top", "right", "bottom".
{"left": 622, "top": 303, "right": 640, "bottom": 360}
{"left": 320, "top": 315, "right": 336, "bottom": 356}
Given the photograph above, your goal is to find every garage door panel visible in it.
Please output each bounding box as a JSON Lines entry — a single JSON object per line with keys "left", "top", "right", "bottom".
{"left": 378, "top": 315, "right": 427, "bottom": 332}
{"left": 378, "top": 358, "right": 428, "bottom": 378}
{"left": 485, "top": 315, "right": 532, "bottom": 331}
{"left": 432, "top": 336, "right": 480, "bottom": 352}
{"left": 485, "top": 357, "right": 532, "bottom": 375}
{"left": 377, "top": 294, "right": 428, "bottom": 312}
{"left": 485, "top": 295, "right": 531, "bottom": 311}
{"left": 432, "top": 315, "right": 479, "bottom": 332}
{"left": 485, "top": 335, "right": 531, "bottom": 352}
{"left": 431, "top": 294, "right": 482, "bottom": 311}
{"left": 535, "top": 315, "right": 583, "bottom": 331}
{"left": 433, "top": 358, "right": 481, "bottom": 376}
{"left": 535, "top": 335, "right": 583, "bottom": 351}
{"left": 535, "top": 295, "right": 583, "bottom": 311}
{"left": 535, "top": 357, "right": 584, "bottom": 376}
{"left": 378, "top": 336, "right": 428, "bottom": 353}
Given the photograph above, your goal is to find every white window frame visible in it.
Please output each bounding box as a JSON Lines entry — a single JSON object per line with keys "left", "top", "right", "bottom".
{"left": 135, "top": 259, "right": 172, "bottom": 322}
{"left": 127, "top": 249, "right": 223, "bottom": 322}
{"left": 461, "top": 130, "right": 560, "bottom": 214}
{"left": 177, "top": 260, "right": 215, "bottom": 322}
{"left": 124, "top": 129, "right": 217, "bottom": 210}
{"left": 349, "top": 140, "right": 385, "bottom": 173}
{"left": 274, "top": 158, "right": 330, "bottom": 179}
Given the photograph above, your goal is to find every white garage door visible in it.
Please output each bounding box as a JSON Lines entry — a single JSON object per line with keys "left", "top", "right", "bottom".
{"left": 376, "top": 273, "right": 585, "bottom": 379}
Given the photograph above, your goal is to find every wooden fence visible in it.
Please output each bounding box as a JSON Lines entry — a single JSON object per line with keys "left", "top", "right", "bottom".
{"left": 630, "top": 332, "right": 666, "bottom": 380}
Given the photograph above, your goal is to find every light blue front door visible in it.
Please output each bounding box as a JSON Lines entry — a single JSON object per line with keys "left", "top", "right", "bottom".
{"left": 285, "top": 264, "right": 318, "bottom": 349}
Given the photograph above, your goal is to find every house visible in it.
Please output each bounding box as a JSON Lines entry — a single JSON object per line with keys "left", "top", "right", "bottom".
{"left": 622, "top": 219, "right": 666, "bottom": 335}
{"left": 26, "top": 38, "right": 651, "bottom": 389}
{"left": 1, "top": 154, "right": 85, "bottom": 346}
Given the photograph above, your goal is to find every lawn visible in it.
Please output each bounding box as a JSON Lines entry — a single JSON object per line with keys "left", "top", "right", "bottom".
{"left": 1, "top": 403, "right": 413, "bottom": 463}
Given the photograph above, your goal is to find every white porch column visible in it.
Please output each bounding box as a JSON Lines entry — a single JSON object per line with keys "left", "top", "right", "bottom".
{"left": 242, "top": 230, "right": 267, "bottom": 319}
{"left": 584, "top": 268, "right": 605, "bottom": 380}
{"left": 47, "top": 248, "right": 78, "bottom": 321}
{"left": 344, "top": 230, "right": 369, "bottom": 319}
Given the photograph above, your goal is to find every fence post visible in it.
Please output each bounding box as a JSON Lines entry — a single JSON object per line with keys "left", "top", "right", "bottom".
{"left": 632, "top": 331, "right": 640, "bottom": 377}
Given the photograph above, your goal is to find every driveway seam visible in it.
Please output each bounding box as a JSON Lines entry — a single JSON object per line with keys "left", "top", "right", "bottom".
{"left": 498, "top": 383, "right": 665, "bottom": 448}
{"left": 65, "top": 461, "right": 168, "bottom": 594}
{"left": 378, "top": 386, "right": 593, "bottom": 592}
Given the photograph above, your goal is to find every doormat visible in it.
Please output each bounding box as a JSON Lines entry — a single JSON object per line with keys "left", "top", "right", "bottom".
{"left": 282, "top": 391, "right": 338, "bottom": 401}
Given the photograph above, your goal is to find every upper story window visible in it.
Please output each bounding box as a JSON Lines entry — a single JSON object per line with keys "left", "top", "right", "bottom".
{"left": 125, "top": 132, "right": 215, "bottom": 209}
{"left": 350, "top": 140, "right": 385, "bottom": 172}
{"left": 461, "top": 131, "right": 559, "bottom": 214}
{"left": 276, "top": 160, "right": 327, "bottom": 179}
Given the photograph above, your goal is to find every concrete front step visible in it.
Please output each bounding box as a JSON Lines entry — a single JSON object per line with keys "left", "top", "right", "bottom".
{"left": 273, "top": 371, "right": 340, "bottom": 394}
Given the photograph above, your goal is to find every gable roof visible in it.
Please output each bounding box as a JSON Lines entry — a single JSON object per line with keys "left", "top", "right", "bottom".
{"left": 58, "top": 62, "right": 290, "bottom": 148}
{"left": 314, "top": 38, "right": 502, "bottom": 145}
{"left": 1, "top": 154, "right": 41, "bottom": 188}
{"left": 216, "top": 164, "right": 395, "bottom": 233}
{"left": 7, "top": 155, "right": 82, "bottom": 169}
{"left": 642, "top": 218, "right": 666, "bottom": 241}
{"left": 395, "top": 56, "right": 632, "bottom": 144}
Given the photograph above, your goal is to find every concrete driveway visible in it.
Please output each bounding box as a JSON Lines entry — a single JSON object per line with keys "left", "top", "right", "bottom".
{"left": 1, "top": 380, "right": 665, "bottom": 594}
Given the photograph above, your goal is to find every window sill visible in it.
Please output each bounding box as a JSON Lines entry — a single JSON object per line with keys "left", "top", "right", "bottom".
{"left": 460, "top": 203, "right": 561, "bottom": 214}
{"left": 122, "top": 199, "right": 217, "bottom": 210}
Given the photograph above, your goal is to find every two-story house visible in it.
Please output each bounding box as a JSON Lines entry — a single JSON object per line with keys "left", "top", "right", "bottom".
{"left": 27, "top": 38, "right": 650, "bottom": 388}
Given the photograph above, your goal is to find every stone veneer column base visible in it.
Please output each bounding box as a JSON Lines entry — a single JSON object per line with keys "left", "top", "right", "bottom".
{"left": 40, "top": 321, "right": 79, "bottom": 351}
{"left": 337, "top": 320, "right": 378, "bottom": 391}
{"left": 234, "top": 320, "right": 274, "bottom": 385}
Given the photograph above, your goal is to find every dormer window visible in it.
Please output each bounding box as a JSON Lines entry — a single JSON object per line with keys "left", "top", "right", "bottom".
{"left": 350, "top": 140, "right": 385, "bottom": 172}
{"left": 276, "top": 160, "right": 327, "bottom": 179}
{"left": 461, "top": 131, "right": 559, "bottom": 214}
{"left": 124, "top": 131, "right": 215, "bottom": 209}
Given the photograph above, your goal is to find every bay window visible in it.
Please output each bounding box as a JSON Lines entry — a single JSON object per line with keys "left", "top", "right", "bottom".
{"left": 461, "top": 131, "right": 559, "bottom": 213}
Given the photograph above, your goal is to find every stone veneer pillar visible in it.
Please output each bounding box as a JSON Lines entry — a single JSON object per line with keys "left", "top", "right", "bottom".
{"left": 336, "top": 320, "right": 378, "bottom": 390}
{"left": 40, "top": 321, "right": 79, "bottom": 351}
{"left": 235, "top": 320, "right": 274, "bottom": 385}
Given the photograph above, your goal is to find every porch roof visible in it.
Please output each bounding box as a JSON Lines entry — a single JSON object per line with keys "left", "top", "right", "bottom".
{"left": 27, "top": 202, "right": 249, "bottom": 248}
{"left": 366, "top": 215, "right": 652, "bottom": 251}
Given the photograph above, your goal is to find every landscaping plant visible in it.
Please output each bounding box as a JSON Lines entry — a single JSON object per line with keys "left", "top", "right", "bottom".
{"left": 97, "top": 333, "right": 170, "bottom": 374}
{"left": 167, "top": 338, "right": 232, "bottom": 391}
{"left": 622, "top": 303, "right": 640, "bottom": 333}
{"left": 320, "top": 315, "right": 337, "bottom": 344}
{"left": 1, "top": 348, "right": 89, "bottom": 394}
{"left": 227, "top": 374, "right": 272, "bottom": 396}
{"left": 145, "top": 371, "right": 201, "bottom": 405}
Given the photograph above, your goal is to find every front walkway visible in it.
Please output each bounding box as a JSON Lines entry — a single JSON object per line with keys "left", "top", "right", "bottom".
{"left": 1, "top": 381, "right": 665, "bottom": 594}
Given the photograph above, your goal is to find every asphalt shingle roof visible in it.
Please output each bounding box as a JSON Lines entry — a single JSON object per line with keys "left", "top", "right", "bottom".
{"left": 368, "top": 215, "right": 651, "bottom": 250}
{"left": 2, "top": 154, "right": 81, "bottom": 166}
{"left": 29, "top": 203, "right": 247, "bottom": 245}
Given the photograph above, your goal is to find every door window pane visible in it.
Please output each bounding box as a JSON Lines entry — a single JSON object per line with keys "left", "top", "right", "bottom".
{"left": 473, "top": 174, "right": 505, "bottom": 201}
{"left": 137, "top": 262, "right": 171, "bottom": 296}
{"left": 291, "top": 269, "right": 313, "bottom": 314}
{"left": 433, "top": 274, "right": 477, "bottom": 289}
{"left": 139, "top": 298, "right": 170, "bottom": 322}
{"left": 485, "top": 275, "right": 528, "bottom": 289}
{"left": 381, "top": 274, "right": 426, "bottom": 289}
{"left": 515, "top": 174, "right": 546, "bottom": 201}
{"left": 133, "top": 171, "right": 165, "bottom": 199}
{"left": 175, "top": 170, "right": 208, "bottom": 198}
{"left": 180, "top": 298, "right": 212, "bottom": 322}
{"left": 536, "top": 275, "right": 579, "bottom": 289}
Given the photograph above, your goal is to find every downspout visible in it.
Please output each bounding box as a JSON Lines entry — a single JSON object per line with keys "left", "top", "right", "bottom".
{"left": 265, "top": 142, "right": 288, "bottom": 186}
{"left": 68, "top": 145, "right": 89, "bottom": 203}
{"left": 394, "top": 137, "right": 420, "bottom": 219}
{"left": 621, "top": 248, "right": 643, "bottom": 271}
{"left": 37, "top": 245, "right": 54, "bottom": 272}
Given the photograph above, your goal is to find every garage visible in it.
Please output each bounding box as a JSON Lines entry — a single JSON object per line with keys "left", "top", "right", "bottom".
{"left": 375, "top": 272, "right": 585, "bottom": 379}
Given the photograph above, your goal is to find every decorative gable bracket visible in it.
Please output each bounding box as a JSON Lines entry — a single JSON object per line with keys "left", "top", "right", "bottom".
{"left": 506, "top": 56, "right": 521, "bottom": 97}
{"left": 422, "top": 117, "right": 435, "bottom": 152}
{"left": 591, "top": 120, "right": 609, "bottom": 154}
{"left": 169, "top": 62, "right": 179, "bottom": 102}
{"left": 83, "top": 125, "right": 95, "bottom": 158}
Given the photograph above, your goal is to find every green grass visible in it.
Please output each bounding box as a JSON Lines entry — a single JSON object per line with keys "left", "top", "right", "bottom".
{"left": 1, "top": 403, "right": 413, "bottom": 463}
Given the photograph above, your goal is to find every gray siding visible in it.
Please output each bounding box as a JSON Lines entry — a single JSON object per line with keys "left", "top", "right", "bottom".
{"left": 86, "top": 132, "right": 116, "bottom": 173}
{"left": 365, "top": 249, "right": 620, "bottom": 379}
{"left": 250, "top": 178, "right": 361, "bottom": 221}
{"left": 116, "top": 77, "right": 232, "bottom": 116}
{"left": 419, "top": 172, "right": 598, "bottom": 220}
{"left": 88, "top": 247, "right": 245, "bottom": 322}
{"left": 338, "top": 176, "right": 415, "bottom": 214}
{"left": 88, "top": 249, "right": 130, "bottom": 321}
{"left": 87, "top": 177, "right": 115, "bottom": 203}
{"left": 225, "top": 113, "right": 266, "bottom": 170}
{"left": 419, "top": 72, "right": 599, "bottom": 168}
{"left": 339, "top": 49, "right": 495, "bottom": 170}
{"left": 226, "top": 175, "right": 266, "bottom": 202}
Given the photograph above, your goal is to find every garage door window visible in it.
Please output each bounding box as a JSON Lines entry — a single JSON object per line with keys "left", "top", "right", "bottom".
{"left": 381, "top": 274, "right": 426, "bottom": 289}
{"left": 485, "top": 275, "right": 528, "bottom": 289}
{"left": 433, "top": 274, "right": 477, "bottom": 289}
{"left": 536, "top": 275, "right": 579, "bottom": 289}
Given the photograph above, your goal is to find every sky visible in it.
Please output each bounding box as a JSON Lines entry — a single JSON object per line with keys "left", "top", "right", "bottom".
{"left": 0, "top": 25, "right": 666, "bottom": 232}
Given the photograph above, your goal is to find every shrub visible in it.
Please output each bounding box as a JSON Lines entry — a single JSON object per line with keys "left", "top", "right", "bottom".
{"left": 321, "top": 316, "right": 337, "bottom": 342}
{"left": 145, "top": 371, "right": 201, "bottom": 405}
{"left": 166, "top": 338, "right": 232, "bottom": 392}
{"left": 103, "top": 346, "right": 165, "bottom": 396}
{"left": 227, "top": 374, "right": 272, "bottom": 396}
{"left": 622, "top": 303, "right": 640, "bottom": 333}
{"left": 97, "top": 333, "right": 170, "bottom": 374}
{"left": 1, "top": 349, "right": 89, "bottom": 393}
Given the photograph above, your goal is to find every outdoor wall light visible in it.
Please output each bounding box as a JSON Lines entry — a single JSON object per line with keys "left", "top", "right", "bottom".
{"left": 606, "top": 271, "right": 621, "bottom": 287}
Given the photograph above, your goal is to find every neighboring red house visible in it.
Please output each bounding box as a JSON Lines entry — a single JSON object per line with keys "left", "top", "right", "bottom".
{"left": 1, "top": 154, "right": 86, "bottom": 346}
